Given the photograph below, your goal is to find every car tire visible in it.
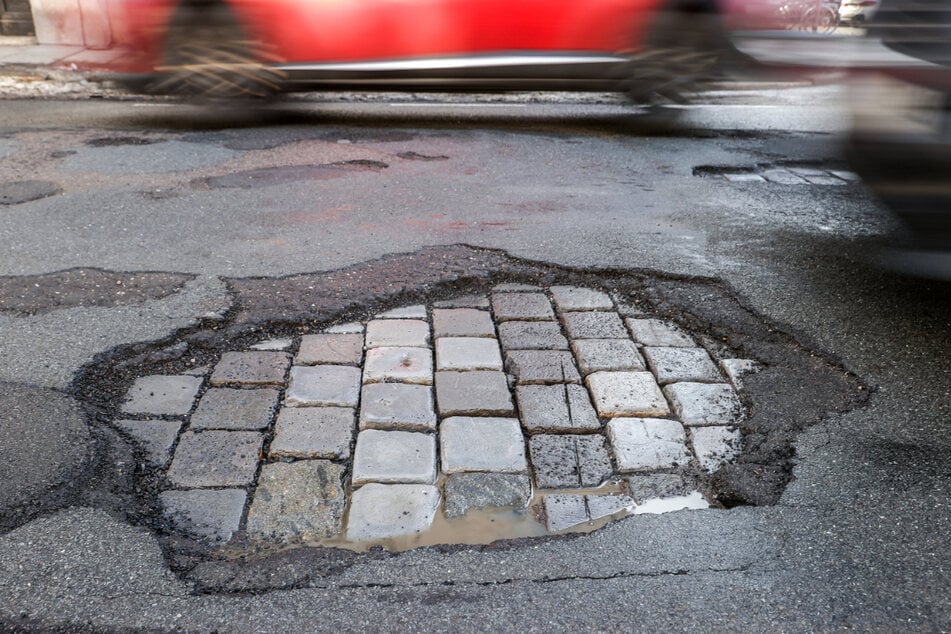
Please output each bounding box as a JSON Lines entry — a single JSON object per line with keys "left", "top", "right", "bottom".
{"left": 148, "top": 2, "right": 285, "bottom": 99}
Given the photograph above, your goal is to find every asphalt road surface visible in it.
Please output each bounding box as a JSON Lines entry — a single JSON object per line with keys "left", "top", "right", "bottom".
{"left": 0, "top": 84, "right": 948, "bottom": 632}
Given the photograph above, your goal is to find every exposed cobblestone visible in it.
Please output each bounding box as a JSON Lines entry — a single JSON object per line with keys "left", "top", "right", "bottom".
{"left": 505, "top": 350, "right": 581, "bottom": 384}
{"left": 432, "top": 294, "right": 490, "bottom": 309}
{"left": 543, "top": 494, "right": 634, "bottom": 532}
{"left": 571, "top": 339, "right": 645, "bottom": 375}
{"left": 432, "top": 308, "right": 496, "bottom": 338}
{"left": 114, "top": 419, "right": 181, "bottom": 467}
{"left": 347, "top": 483, "right": 441, "bottom": 541}
{"left": 607, "top": 418, "right": 689, "bottom": 472}
{"left": 190, "top": 387, "right": 280, "bottom": 431}
{"left": 363, "top": 347, "right": 433, "bottom": 385}
{"left": 365, "top": 319, "right": 430, "bottom": 348}
{"left": 160, "top": 489, "right": 247, "bottom": 543}
{"left": 269, "top": 407, "right": 355, "bottom": 459}
{"left": 435, "top": 370, "right": 515, "bottom": 416}
{"left": 529, "top": 434, "right": 613, "bottom": 489}
{"left": 562, "top": 311, "right": 628, "bottom": 339}
{"left": 626, "top": 474, "right": 691, "bottom": 503}
{"left": 491, "top": 292, "right": 555, "bottom": 321}
{"left": 359, "top": 383, "right": 436, "bottom": 431}
{"left": 642, "top": 347, "right": 721, "bottom": 385}
{"left": 296, "top": 334, "right": 365, "bottom": 366}
{"left": 325, "top": 322, "right": 364, "bottom": 334}
{"left": 586, "top": 371, "right": 670, "bottom": 417}
{"left": 377, "top": 305, "right": 427, "bottom": 319}
{"left": 246, "top": 461, "right": 345, "bottom": 541}
{"left": 443, "top": 473, "right": 532, "bottom": 518}
{"left": 210, "top": 352, "right": 290, "bottom": 387}
{"left": 286, "top": 365, "right": 361, "bottom": 407}
{"left": 166, "top": 431, "right": 263, "bottom": 488}
{"left": 435, "top": 337, "right": 503, "bottom": 371}
{"left": 719, "top": 358, "right": 759, "bottom": 389}
{"left": 440, "top": 417, "right": 528, "bottom": 474}
{"left": 690, "top": 426, "right": 742, "bottom": 473}
{"left": 550, "top": 286, "right": 614, "bottom": 311}
{"left": 515, "top": 384, "right": 599, "bottom": 433}
{"left": 625, "top": 319, "right": 695, "bottom": 347}
{"left": 120, "top": 375, "right": 203, "bottom": 416}
{"left": 497, "top": 321, "right": 569, "bottom": 350}
{"left": 664, "top": 382, "right": 743, "bottom": 426}
{"left": 352, "top": 430, "right": 437, "bottom": 485}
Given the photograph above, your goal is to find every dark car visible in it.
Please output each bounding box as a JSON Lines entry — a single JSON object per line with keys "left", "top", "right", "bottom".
{"left": 846, "top": 0, "right": 951, "bottom": 278}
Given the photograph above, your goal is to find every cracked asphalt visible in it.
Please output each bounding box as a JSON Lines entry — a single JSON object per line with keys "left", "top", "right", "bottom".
{"left": 0, "top": 85, "right": 948, "bottom": 631}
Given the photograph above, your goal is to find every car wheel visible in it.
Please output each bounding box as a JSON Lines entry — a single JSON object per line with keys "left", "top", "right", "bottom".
{"left": 621, "top": 4, "right": 731, "bottom": 110}
{"left": 149, "top": 3, "right": 285, "bottom": 99}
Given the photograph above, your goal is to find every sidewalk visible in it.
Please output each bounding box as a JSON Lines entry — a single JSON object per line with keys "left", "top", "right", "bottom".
{"left": 0, "top": 36, "right": 124, "bottom": 70}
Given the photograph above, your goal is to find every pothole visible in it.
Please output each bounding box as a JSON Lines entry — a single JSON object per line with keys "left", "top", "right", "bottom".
{"left": 110, "top": 284, "right": 758, "bottom": 554}
{"left": 693, "top": 163, "right": 860, "bottom": 185}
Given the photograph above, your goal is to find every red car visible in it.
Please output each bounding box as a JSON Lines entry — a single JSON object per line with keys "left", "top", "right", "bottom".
{"left": 112, "top": 0, "right": 782, "bottom": 104}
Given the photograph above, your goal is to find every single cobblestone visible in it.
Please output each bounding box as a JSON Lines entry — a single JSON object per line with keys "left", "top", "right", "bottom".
{"left": 362, "top": 347, "right": 433, "bottom": 385}
{"left": 365, "top": 319, "right": 430, "bottom": 348}
{"left": 269, "top": 407, "right": 355, "bottom": 459}
{"left": 435, "top": 337, "right": 503, "bottom": 371}
{"left": 166, "top": 431, "right": 263, "bottom": 488}
{"left": 435, "top": 370, "right": 515, "bottom": 416}
{"left": 529, "top": 434, "right": 613, "bottom": 489}
{"left": 516, "top": 384, "right": 599, "bottom": 433}
{"left": 440, "top": 417, "right": 528, "bottom": 474}
{"left": 642, "top": 347, "right": 721, "bottom": 385}
{"left": 719, "top": 358, "right": 759, "bottom": 389}
{"left": 443, "top": 473, "right": 532, "bottom": 518}
{"left": 359, "top": 383, "right": 436, "bottom": 431}
{"left": 246, "top": 461, "right": 346, "bottom": 541}
{"left": 352, "top": 430, "right": 437, "bottom": 485}
{"left": 625, "top": 319, "right": 695, "bottom": 347}
{"left": 325, "top": 322, "right": 364, "bottom": 334}
{"left": 377, "top": 305, "right": 427, "bottom": 319}
{"left": 571, "top": 339, "right": 645, "bottom": 375}
{"left": 190, "top": 387, "right": 280, "bottom": 431}
{"left": 160, "top": 489, "right": 247, "bottom": 543}
{"left": 505, "top": 350, "right": 581, "bottom": 384}
{"left": 586, "top": 371, "right": 670, "bottom": 417}
{"left": 550, "top": 286, "right": 614, "bottom": 311}
{"left": 690, "top": 426, "right": 742, "bottom": 473}
{"left": 497, "top": 321, "right": 569, "bottom": 350}
{"left": 664, "top": 382, "right": 743, "bottom": 426}
{"left": 543, "top": 494, "right": 588, "bottom": 532}
{"left": 114, "top": 420, "right": 181, "bottom": 467}
{"left": 562, "top": 311, "right": 628, "bottom": 339}
{"left": 762, "top": 168, "right": 808, "bottom": 185}
{"left": 432, "top": 308, "right": 496, "bottom": 338}
{"left": 296, "top": 334, "right": 364, "bottom": 366}
{"left": 120, "top": 375, "right": 203, "bottom": 416}
{"left": 210, "top": 351, "right": 291, "bottom": 387}
{"left": 346, "top": 483, "right": 441, "bottom": 541}
{"left": 286, "top": 365, "right": 361, "bottom": 407}
{"left": 491, "top": 293, "right": 555, "bottom": 321}
{"left": 607, "top": 418, "right": 689, "bottom": 472}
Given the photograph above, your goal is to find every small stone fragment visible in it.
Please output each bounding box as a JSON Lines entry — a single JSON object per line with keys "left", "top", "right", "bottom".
{"left": 160, "top": 489, "right": 246, "bottom": 543}
{"left": 359, "top": 383, "right": 436, "bottom": 431}
{"left": 497, "top": 321, "right": 568, "bottom": 351}
{"left": 346, "top": 483, "right": 441, "bottom": 541}
{"left": 210, "top": 351, "right": 290, "bottom": 387}
{"left": 362, "top": 347, "right": 433, "bottom": 385}
{"left": 120, "top": 375, "right": 203, "bottom": 416}
{"left": 664, "top": 382, "right": 743, "bottom": 426}
{"left": 562, "top": 311, "right": 628, "bottom": 339}
{"left": 166, "top": 431, "right": 262, "bottom": 488}
{"left": 190, "top": 387, "right": 279, "bottom": 430}
{"left": 642, "top": 347, "right": 721, "bottom": 385}
{"left": 443, "top": 473, "right": 533, "bottom": 518}
{"left": 114, "top": 419, "right": 181, "bottom": 467}
{"left": 435, "top": 370, "right": 515, "bottom": 416}
{"left": 505, "top": 350, "right": 581, "bottom": 384}
{"left": 432, "top": 308, "right": 496, "bottom": 338}
{"left": 625, "top": 319, "right": 695, "bottom": 347}
{"left": 376, "top": 305, "right": 427, "bottom": 319}
{"left": 249, "top": 338, "right": 292, "bottom": 351}
{"left": 269, "top": 407, "right": 355, "bottom": 459}
{"left": 549, "top": 286, "right": 614, "bottom": 311}
{"left": 586, "top": 371, "right": 670, "bottom": 417}
{"left": 246, "top": 461, "right": 346, "bottom": 542}
{"left": 440, "top": 417, "right": 528, "bottom": 474}
{"left": 571, "top": 339, "right": 645, "bottom": 375}
{"left": 285, "top": 365, "right": 361, "bottom": 407}
{"left": 325, "top": 322, "right": 364, "bottom": 334}
{"left": 719, "top": 358, "right": 759, "bottom": 389}
{"left": 365, "top": 319, "right": 430, "bottom": 348}
{"left": 491, "top": 293, "right": 555, "bottom": 321}
{"left": 607, "top": 417, "right": 689, "bottom": 472}
{"left": 351, "top": 430, "right": 437, "bottom": 485}
{"left": 296, "top": 334, "right": 364, "bottom": 366}
{"left": 690, "top": 426, "right": 742, "bottom": 473}
{"left": 626, "top": 474, "right": 691, "bottom": 504}
{"left": 435, "top": 337, "right": 503, "bottom": 371}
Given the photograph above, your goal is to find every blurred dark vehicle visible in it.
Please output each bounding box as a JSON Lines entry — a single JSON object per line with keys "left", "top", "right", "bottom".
{"left": 847, "top": 0, "right": 951, "bottom": 278}
{"left": 109, "top": 0, "right": 786, "bottom": 109}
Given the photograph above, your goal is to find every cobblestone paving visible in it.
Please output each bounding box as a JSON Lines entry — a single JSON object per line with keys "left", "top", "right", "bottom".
{"left": 115, "top": 285, "right": 753, "bottom": 549}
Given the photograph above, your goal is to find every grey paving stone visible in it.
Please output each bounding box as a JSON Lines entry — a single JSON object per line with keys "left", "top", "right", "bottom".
{"left": 443, "top": 473, "right": 532, "bottom": 518}
{"left": 285, "top": 365, "right": 361, "bottom": 407}
{"left": 325, "top": 322, "right": 364, "bottom": 334}
{"left": 786, "top": 166, "right": 829, "bottom": 177}
{"left": 571, "top": 339, "right": 645, "bottom": 375}
{"left": 189, "top": 387, "right": 280, "bottom": 430}
{"left": 664, "top": 382, "right": 743, "bottom": 426}
{"left": 249, "top": 338, "right": 293, "bottom": 351}
{"left": 607, "top": 417, "right": 689, "bottom": 472}
{"left": 626, "top": 473, "right": 691, "bottom": 504}
{"left": 492, "top": 283, "right": 541, "bottom": 292}
{"left": 160, "top": 489, "right": 246, "bottom": 543}
{"left": 435, "top": 337, "right": 503, "bottom": 371}
{"left": 762, "top": 168, "right": 808, "bottom": 185}
{"left": 550, "top": 286, "right": 614, "bottom": 311}
{"left": 723, "top": 172, "right": 766, "bottom": 183}
{"left": 642, "top": 347, "right": 721, "bottom": 385}
{"left": 440, "top": 417, "right": 528, "bottom": 474}
{"left": 210, "top": 351, "right": 291, "bottom": 387}
{"left": 362, "top": 347, "right": 433, "bottom": 385}
{"left": 497, "top": 321, "right": 568, "bottom": 351}
{"left": 365, "top": 319, "right": 430, "bottom": 348}
{"left": 432, "top": 308, "right": 496, "bottom": 338}
{"left": 803, "top": 174, "right": 848, "bottom": 186}
{"left": 359, "top": 383, "right": 436, "bottom": 431}
{"left": 719, "top": 358, "right": 759, "bottom": 389}
{"left": 625, "top": 318, "right": 695, "bottom": 347}
{"left": 296, "top": 334, "right": 364, "bottom": 366}
{"left": 505, "top": 350, "right": 581, "bottom": 384}
{"left": 586, "top": 371, "right": 670, "bottom": 417}
{"left": 269, "top": 407, "right": 355, "bottom": 459}
{"left": 433, "top": 294, "right": 490, "bottom": 309}
{"left": 543, "top": 494, "right": 589, "bottom": 532}
{"left": 586, "top": 494, "right": 635, "bottom": 521}
{"left": 562, "top": 311, "right": 628, "bottom": 339}
{"left": 529, "top": 434, "right": 613, "bottom": 489}
{"left": 516, "top": 384, "right": 599, "bottom": 433}
{"left": 352, "top": 430, "right": 436, "bottom": 485}
{"left": 346, "top": 483, "right": 441, "bottom": 542}
{"left": 114, "top": 419, "right": 181, "bottom": 467}
{"left": 691, "top": 426, "right": 742, "bottom": 473}
{"left": 491, "top": 293, "right": 555, "bottom": 321}
{"left": 245, "top": 461, "right": 345, "bottom": 542}
{"left": 376, "top": 304, "right": 427, "bottom": 319}
{"left": 435, "top": 370, "right": 515, "bottom": 416}
{"left": 120, "top": 375, "right": 203, "bottom": 416}
{"left": 166, "top": 431, "right": 262, "bottom": 488}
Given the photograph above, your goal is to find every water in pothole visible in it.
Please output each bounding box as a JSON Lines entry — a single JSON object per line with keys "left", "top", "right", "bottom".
{"left": 114, "top": 285, "right": 751, "bottom": 553}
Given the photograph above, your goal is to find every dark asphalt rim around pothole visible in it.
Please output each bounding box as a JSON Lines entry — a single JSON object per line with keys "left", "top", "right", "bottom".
{"left": 61, "top": 245, "right": 867, "bottom": 593}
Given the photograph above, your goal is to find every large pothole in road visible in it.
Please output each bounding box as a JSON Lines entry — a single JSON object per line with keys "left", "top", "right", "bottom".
{"left": 70, "top": 246, "right": 865, "bottom": 590}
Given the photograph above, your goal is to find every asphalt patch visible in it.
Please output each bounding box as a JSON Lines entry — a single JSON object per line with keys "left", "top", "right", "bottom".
{"left": 65, "top": 245, "right": 865, "bottom": 592}
{"left": 197, "top": 160, "right": 388, "bottom": 190}
{"left": 0, "top": 180, "right": 61, "bottom": 205}
{"left": 0, "top": 268, "right": 195, "bottom": 316}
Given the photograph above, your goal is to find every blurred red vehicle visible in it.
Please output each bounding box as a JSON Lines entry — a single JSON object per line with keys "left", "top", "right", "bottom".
{"left": 111, "top": 0, "right": 782, "bottom": 103}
